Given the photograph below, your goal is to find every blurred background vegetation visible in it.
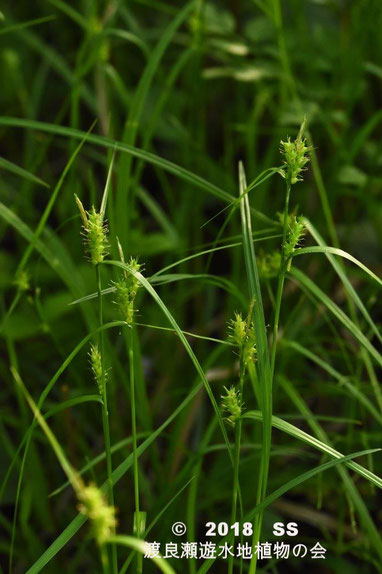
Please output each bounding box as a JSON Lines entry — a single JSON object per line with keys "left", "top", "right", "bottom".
{"left": 0, "top": 1, "right": 381, "bottom": 572}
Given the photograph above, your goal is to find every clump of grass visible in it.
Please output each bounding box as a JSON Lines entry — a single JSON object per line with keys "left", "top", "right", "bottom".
{"left": 1, "top": 4, "right": 381, "bottom": 573}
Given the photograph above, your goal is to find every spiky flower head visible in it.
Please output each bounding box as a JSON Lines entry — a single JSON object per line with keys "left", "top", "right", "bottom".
{"left": 228, "top": 312, "right": 247, "bottom": 347}
{"left": 228, "top": 312, "right": 257, "bottom": 365}
{"left": 280, "top": 118, "right": 312, "bottom": 185}
{"left": 75, "top": 195, "right": 109, "bottom": 266}
{"left": 77, "top": 483, "right": 116, "bottom": 545}
{"left": 89, "top": 343, "right": 106, "bottom": 396}
{"left": 221, "top": 385, "right": 243, "bottom": 427}
{"left": 284, "top": 215, "right": 306, "bottom": 260}
{"left": 113, "top": 239, "right": 143, "bottom": 325}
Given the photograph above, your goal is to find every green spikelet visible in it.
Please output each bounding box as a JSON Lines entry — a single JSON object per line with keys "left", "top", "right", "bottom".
{"left": 77, "top": 482, "right": 117, "bottom": 545}
{"left": 75, "top": 195, "right": 109, "bottom": 266}
{"left": 113, "top": 239, "right": 142, "bottom": 325}
{"left": 284, "top": 215, "right": 306, "bottom": 263}
{"left": 221, "top": 385, "right": 243, "bottom": 427}
{"left": 89, "top": 343, "right": 105, "bottom": 396}
{"left": 280, "top": 118, "right": 312, "bottom": 185}
{"left": 228, "top": 312, "right": 257, "bottom": 365}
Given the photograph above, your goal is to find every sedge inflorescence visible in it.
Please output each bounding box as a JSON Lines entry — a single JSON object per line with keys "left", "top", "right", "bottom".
{"left": 280, "top": 118, "right": 312, "bottom": 185}
{"left": 284, "top": 215, "right": 306, "bottom": 261}
{"left": 89, "top": 343, "right": 106, "bottom": 396}
{"left": 77, "top": 483, "right": 117, "bottom": 545}
{"left": 228, "top": 311, "right": 257, "bottom": 365}
{"left": 221, "top": 385, "right": 243, "bottom": 427}
{"left": 75, "top": 195, "right": 109, "bottom": 266}
{"left": 113, "top": 239, "right": 142, "bottom": 325}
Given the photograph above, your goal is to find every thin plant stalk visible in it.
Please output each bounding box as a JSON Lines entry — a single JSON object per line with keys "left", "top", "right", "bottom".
{"left": 228, "top": 359, "right": 245, "bottom": 574}
{"left": 270, "top": 178, "right": 291, "bottom": 379}
{"left": 247, "top": 360, "right": 265, "bottom": 574}
{"left": 96, "top": 264, "right": 117, "bottom": 574}
{"left": 128, "top": 325, "right": 142, "bottom": 574}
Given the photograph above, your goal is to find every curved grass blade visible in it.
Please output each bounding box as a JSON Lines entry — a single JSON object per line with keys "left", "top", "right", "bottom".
{"left": 290, "top": 267, "right": 382, "bottom": 367}
{"left": 43, "top": 395, "right": 102, "bottom": 420}
{"left": 116, "top": 1, "right": 195, "bottom": 242}
{"left": 243, "top": 411, "right": 382, "bottom": 488}
{"left": 293, "top": 245, "right": 382, "bottom": 287}
{"left": 282, "top": 340, "right": 382, "bottom": 425}
{"left": 25, "top": 381, "right": 204, "bottom": 573}
{"left": 0, "top": 15, "right": 56, "bottom": 36}
{"left": 304, "top": 218, "right": 381, "bottom": 345}
{"left": 0, "top": 157, "right": 49, "bottom": 187}
{"left": 107, "top": 536, "right": 175, "bottom": 574}
{"left": 280, "top": 377, "right": 382, "bottom": 562}
{"left": 0, "top": 117, "right": 273, "bottom": 224}
{"left": 196, "top": 448, "right": 381, "bottom": 574}
{"left": 0, "top": 322, "right": 126, "bottom": 504}
{"left": 103, "top": 259, "right": 232, "bottom": 463}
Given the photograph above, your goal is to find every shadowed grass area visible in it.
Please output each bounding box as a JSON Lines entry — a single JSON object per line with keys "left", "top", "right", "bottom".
{"left": 0, "top": 1, "right": 381, "bottom": 573}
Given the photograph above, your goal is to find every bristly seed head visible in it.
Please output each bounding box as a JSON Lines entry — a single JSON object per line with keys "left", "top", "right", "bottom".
{"left": 280, "top": 118, "right": 312, "bottom": 185}
{"left": 228, "top": 312, "right": 257, "bottom": 365}
{"left": 89, "top": 343, "right": 106, "bottom": 396}
{"left": 221, "top": 385, "right": 243, "bottom": 427}
{"left": 75, "top": 195, "right": 109, "bottom": 266}
{"left": 284, "top": 215, "right": 306, "bottom": 260}
{"left": 77, "top": 482, "right": 117, "bottom": 545}
{"left": 113, "top": 239, "right": 143, "bottom": 325}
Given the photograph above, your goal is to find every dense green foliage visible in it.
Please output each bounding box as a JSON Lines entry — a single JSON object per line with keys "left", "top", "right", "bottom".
{"left": 0, "top": 1, "right": 381, "bottom": 573}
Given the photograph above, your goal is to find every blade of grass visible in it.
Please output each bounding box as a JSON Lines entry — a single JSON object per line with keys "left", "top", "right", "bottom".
{"left": 292, "top": 245, "right": 382, "bottom": 288}
{"left": 0, "top": 157, "right": 49, "bottom": 187}
{"left": 25, "top": 380, "right": 205, "bottom": 574}
{"left": 242, "top": 411, "right": 382, "bottom": 488}
{"left": 279, "top": 377, "right": 382, "bottom": 561}
{"left": 103, "top": 259, "right": 233, "bottom": 463}
{"left": 290, "top": 267, "right": 382, "bottom": 367}
{"left": 238, "top": 162, "right": 272, "bottom": 574}
{"left": 196, "top": 447, "right": 380, "bottom": 574}
{"left": 0, "top": 117, "right": 274, "bottom": 225}
{"left": 106, "top": 536, "right": 175, "bottom": 574}
{"left": 281, "top": 340, "right": 382, "bottom": 425}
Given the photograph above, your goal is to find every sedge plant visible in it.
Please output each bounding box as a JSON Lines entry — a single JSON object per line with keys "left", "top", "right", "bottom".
{"left": 75, "top": 182, "right": 117, "bottom": 573}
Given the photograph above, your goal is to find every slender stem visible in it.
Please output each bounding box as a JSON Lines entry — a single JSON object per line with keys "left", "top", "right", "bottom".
{"left": 228, "top": 361, "right": 245, "bottom": 574}
{"left": 270, "top": 179, "right": 291, "bottom": 380}
{"left": 100, "top": 544, "right": 109, "bottom": 574}
{"left": 128, "top": 326, "right": 142, "bottom": 574}
{"left": 247, "top": 360, "right": 267, "bottom": 574}
{"left": 96, "top": 265, "right": 117, "bottom": 574}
